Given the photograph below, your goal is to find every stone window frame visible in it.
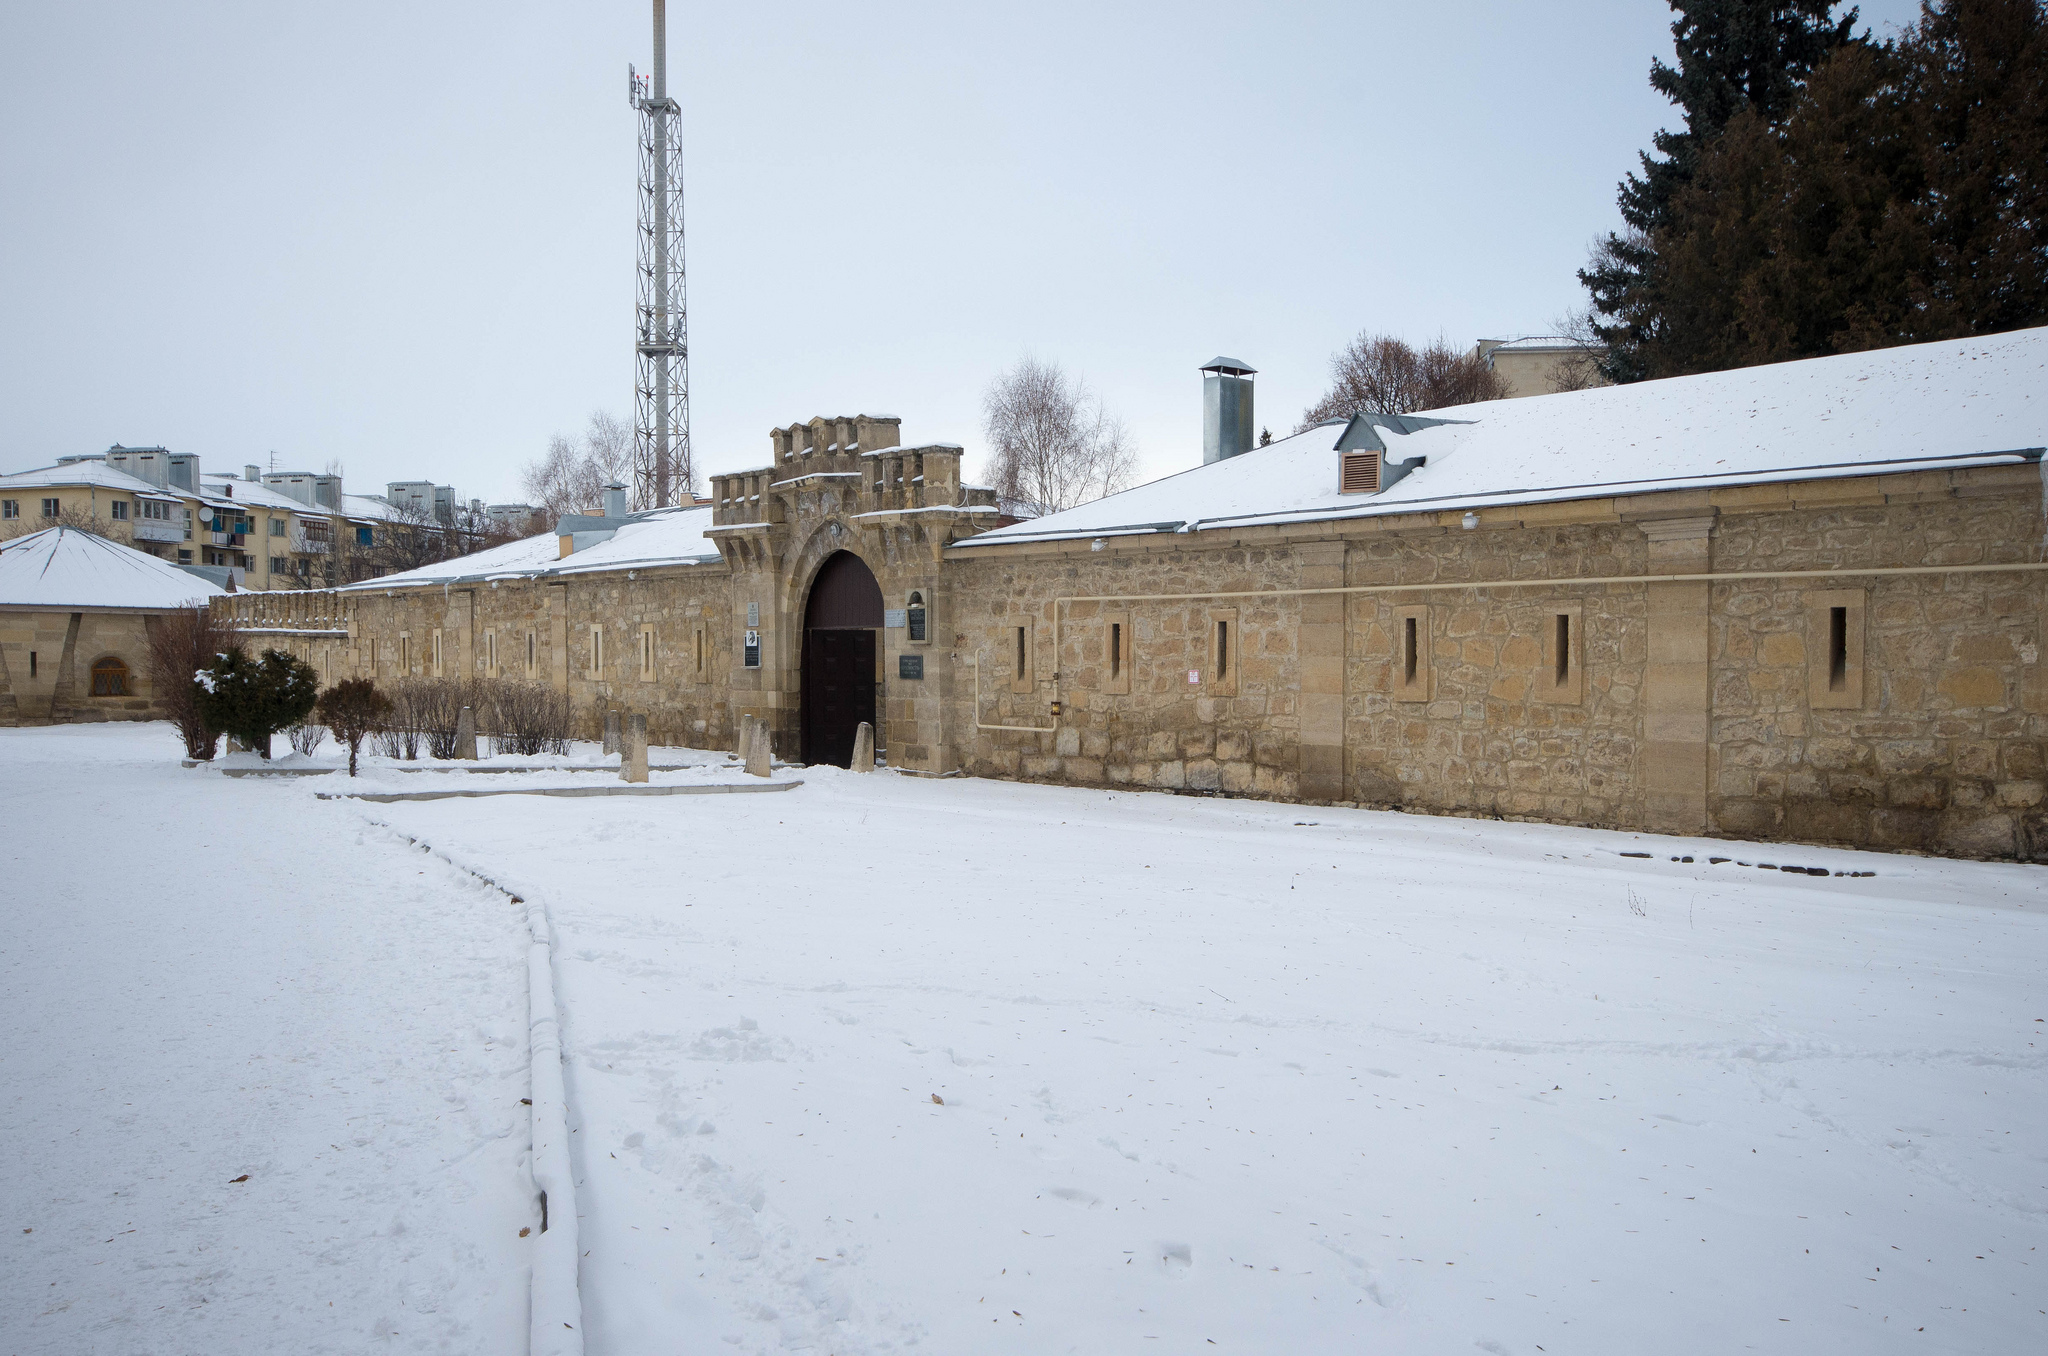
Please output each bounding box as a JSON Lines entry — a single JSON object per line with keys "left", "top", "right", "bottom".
{"left": 525, "top": 630, "right": 538, "bottom": 678}
{"left": 484, "top": 630, "right": 498, "bottom": 678}
{"left": 398, "top": 632, "right": 412, "bottom": 675}
{"left": 89, "top": 655, "right": 130, "bottom": 697}
{"left": 906, "top": 589, "right": 930, "bottom": 646}
{"left": 1010, "top": 617, "right": 1036, "bottom": 695}
{"left": 1208, "top": 607, "right": 1240, "bottom": 696}
{"left": 1102, "top": 610, "right": 1131, "bottom": 696}
{"left": 589, "top": 624, "right": 606, "bottom": 679}
{"left": 637, "top": 623, "right": 656, "bottom": 681}
{"left": 1534, "top": 601, "right": 1584, "bottom": 704}
{"left": 430, "top": 628, "right": 444, "bottom": 677}
{"left": 1392, "top": 603, "right": 1432, "bottom": 702}
{"left": 1807, "top": 588, "right": 1866, "bottom": 710}
{"left": 692, "top": 624, "right": 708, "bottom": 683}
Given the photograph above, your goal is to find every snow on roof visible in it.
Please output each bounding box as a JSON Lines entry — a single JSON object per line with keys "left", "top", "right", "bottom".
{"left": 199, "top": 474, "right": 327, "bottom": 515}
{"left": 337, "top": 506, "right": 720, "bottom": 591}
{"left": 1482, "top": 335, "right": 1591, "bottom": 352}
{"left": 959, "top": 327, "right": 2048, "bottom": 548}
{"left": 0, "top": 527, "right": 226, "bottom": 609}
{"left": 0, "top": 461, "right": 184, "bottom": 502}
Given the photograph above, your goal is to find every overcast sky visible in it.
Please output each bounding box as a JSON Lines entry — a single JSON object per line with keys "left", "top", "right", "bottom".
{"left": 0, "top": 1, "right": 1927, "bottom": 502}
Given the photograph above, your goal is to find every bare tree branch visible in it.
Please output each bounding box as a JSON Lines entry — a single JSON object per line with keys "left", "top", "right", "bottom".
{"left": 979, "top": 358, "right": 1138, "bottom": 517}
{"left": 1298, "top": 332, "right": 1512, "bottom": 430}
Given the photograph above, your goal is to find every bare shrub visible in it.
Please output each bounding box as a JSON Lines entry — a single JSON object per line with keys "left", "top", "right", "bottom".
{"left": 145, "top": 604, "right": 240, "bottom": 759}
{"left": 488, "top": 680, "right": 572, "bottom": 756}
{"left": 286, "top": 720, "right": 325, "bottom": 757}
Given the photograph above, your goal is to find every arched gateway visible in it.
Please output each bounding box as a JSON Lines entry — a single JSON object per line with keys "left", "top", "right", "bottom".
{"left": 800, "top": 550, "right": 883, "bottom": 767}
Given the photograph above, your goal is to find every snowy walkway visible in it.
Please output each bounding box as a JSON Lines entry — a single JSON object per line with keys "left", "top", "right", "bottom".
{"left": 0, "top": 724, "right": 534, "bottom": 1353}
{"left": 375, "top": 766, "right": 2048, "bottom": 1355}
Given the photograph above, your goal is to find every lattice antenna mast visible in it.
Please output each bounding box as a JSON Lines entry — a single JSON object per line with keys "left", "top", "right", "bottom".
{"left": 628, "top": 0, "right": 690, "bottom": 508}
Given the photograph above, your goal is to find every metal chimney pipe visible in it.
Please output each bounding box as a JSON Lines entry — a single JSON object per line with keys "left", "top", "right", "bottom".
{"left": 1199, "top": 357, "right": 1258, "bottom": 464}
{"left": 604, "top": 483, "right": 628, "bottom": 518}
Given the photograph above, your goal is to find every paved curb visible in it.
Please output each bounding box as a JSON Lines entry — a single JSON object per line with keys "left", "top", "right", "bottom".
{"left": 350, "top": 818, "right": 585, "bottom": 1356}
{"left": 317, "top": 779, "right": 804, "bottom": 803}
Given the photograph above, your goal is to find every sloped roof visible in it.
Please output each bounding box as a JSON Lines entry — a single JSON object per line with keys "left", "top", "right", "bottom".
{"left": 959, "top": 326, "right": 2048, "bottom": 548}
{"left": 335, "top": 505, "right": 720, "bottom": 591}
{"left": 0, "top": 461, "right": 185, "bottom": 502}
{"left": 0, "top": 527, "right": 226, "bottom": 609}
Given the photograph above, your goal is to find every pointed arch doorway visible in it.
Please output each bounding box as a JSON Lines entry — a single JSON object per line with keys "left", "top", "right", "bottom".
{"left": 800, "top": 550, "right": 883, "bottom": 767}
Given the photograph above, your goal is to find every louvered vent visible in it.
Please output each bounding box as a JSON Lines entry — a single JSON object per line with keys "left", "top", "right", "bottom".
{"left": 1339, "top": 450, "right": 1380, "bottom": 495}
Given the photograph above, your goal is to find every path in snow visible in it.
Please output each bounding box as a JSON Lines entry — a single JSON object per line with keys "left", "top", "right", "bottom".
{"left": 0, "top": 724, "right": 534, "bottom": 1354}
{"left": 379, "top": 766, "right": 2048, "bottom": 1356}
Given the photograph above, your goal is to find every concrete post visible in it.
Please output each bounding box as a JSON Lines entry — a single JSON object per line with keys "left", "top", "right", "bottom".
{"left": 851, "top": 720, "right": 874, "bottom": 771}
{"left": 454, "top": 705, "right": 478, "bottom": 760}
{"left": 744, "top": 724, "right": 772, "bottom": 777}
{"left": 621, "top": 712, "right": 649, "bottom": 783}
{"left": 738, "top": 712, "right": 757, "bottom": 759}
{"left": 603, "top": 708, "right": 621, "bottom": 756}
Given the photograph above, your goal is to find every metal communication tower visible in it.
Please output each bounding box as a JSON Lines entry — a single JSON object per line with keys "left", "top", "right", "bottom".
{"left": 628, "top": 0, "right": 690, "bottom": 508}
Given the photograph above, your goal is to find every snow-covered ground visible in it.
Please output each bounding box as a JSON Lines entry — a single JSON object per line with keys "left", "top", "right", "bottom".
{"left": 0, "top": 723, "right": 535, "bottom": 1353}
{"left": 5, "top": 724, "right": 2046, "bottom": 1354}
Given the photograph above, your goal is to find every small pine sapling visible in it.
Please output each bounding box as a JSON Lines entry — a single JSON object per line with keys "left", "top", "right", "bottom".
{"left": 315, "top": 678, "right": 393, "bottom": 777}
{"left": 193, "top": 647, "right": 320, "bottom": 760}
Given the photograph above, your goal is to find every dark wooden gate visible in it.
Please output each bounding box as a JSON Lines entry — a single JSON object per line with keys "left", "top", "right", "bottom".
{"left": 800, "top": 551, "right": 883, "bottom": 767}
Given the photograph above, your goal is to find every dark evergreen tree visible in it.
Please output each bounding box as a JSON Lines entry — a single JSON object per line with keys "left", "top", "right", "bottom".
{"left": 1612, "top": 0, "right": 2045, "bottom": 379}
{"left": 194, "top": 646, "right": 320, "bottom": 760}
{"left": 1904, "top": 0, "right": 2048, "bottom": 338}
{"left": 1582, "top": 0, "right": 1862, "bottom": 379}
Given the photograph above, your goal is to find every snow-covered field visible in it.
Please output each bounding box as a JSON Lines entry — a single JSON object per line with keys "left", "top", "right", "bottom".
{"left": 5, "top": 723, "right": 2046, "bottom": 1354}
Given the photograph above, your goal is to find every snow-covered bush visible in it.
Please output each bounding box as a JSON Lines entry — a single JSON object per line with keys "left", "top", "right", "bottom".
{"left": 145, "top": 604, "right": 240, "bottom": 760}
{"left": 315, "top": 678, "right": 392, "bottom": 777}
{"left": 192, "top": 646, "right": 319, "bottom": 761}
{"left": 286, "top": 720, "right": 325, "bottom": 757}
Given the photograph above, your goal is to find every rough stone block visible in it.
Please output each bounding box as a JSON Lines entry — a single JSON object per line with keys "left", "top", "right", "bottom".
{"left": 851, "top": 721, "right": 875, "bottom": 771}
{"left": 454, "top": 705, "right": 478, "bottom": 761}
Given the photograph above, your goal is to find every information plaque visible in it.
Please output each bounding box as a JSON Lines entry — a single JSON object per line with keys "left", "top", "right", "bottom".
{"left": 898, "top": 654, "right": 924, "bottom": 680}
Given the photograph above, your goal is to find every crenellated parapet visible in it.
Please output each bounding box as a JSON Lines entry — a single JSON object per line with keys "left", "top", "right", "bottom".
{"left": 706, "top": 415, "right": 999, "bottom": 570}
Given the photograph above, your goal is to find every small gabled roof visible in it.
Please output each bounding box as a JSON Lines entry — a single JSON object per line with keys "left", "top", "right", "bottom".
{"left": 0, "top": 527, "right": 226, "bottom": 609}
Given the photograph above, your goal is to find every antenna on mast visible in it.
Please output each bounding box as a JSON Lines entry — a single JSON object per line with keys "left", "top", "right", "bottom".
{"left": 628, "top": 0, "right": 691, "bottom": 508}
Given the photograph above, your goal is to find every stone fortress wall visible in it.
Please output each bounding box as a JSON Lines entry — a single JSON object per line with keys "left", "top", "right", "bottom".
{"left": 219, "top": 446, "right": 2048, "bottom": 861}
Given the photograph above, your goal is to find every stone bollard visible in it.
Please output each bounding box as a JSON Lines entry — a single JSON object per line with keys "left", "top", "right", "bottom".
{"left": 744, "top": 723, "right": 772, "bottom": 778}
{"left": 603, "top": 708, "right": 621, "bottom": 756}
{"left": 737, "top": 714, "right": 756, "bottom": 761}
{"left": 453, "top": 705, "right": 478, "bottom": 760}
{"left": 620, "top": 713, "right": 649, "bottom": 783}
{"left": 851, "top": 721, "right": 875, "bottom": 772}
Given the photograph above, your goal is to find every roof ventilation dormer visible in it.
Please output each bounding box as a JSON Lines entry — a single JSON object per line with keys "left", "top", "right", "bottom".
{"left": 1334, "top": 412, "right": 1457, "bottom": 496}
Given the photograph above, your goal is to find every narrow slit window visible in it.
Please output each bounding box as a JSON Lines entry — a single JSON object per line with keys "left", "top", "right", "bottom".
{"left": 1828, "top": 606, "right": 1847, "bottom": 690}
{"left": 694, "top": 627, "right": 705, "bottom": 675}
{"left": 1554, "top": 613, "right": 1571, "bottom": 686}
{"left": 485, "top": 631, "right": 497, "bottom": 676}
{"left": 590, "top": 625, "right": 604, "bottom": 674}
{"left": 526, "top": 631, "right": 537, "bottom": 674}
{"left": 1015, "top": 626, "right": 1027, "bottom": 679}
{"left": 639, "top": 626, "right": 654, "bottom": 679}
{"left": 1109, "top": 622, "right": 1122, "bottom": 680}
{"left": 1403, "top": 616, "right": 1418, "bottom": 684}
{"left": 1216, "top": 619, "right": 1230, "bottom": 676}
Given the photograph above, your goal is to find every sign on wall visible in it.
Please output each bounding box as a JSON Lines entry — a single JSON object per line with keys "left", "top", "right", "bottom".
{"left": 744, "top": 630, "right": 760, "bottom": 667}
{"left": 898, "top": 654, "right": 924, "bottom": 680}
{"left": 883, "top": 609, "right": 906, "bottom": 629}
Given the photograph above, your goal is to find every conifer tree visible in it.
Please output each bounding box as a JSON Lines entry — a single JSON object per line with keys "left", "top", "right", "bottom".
{"left": 194, "top": 647, "right": 320, "bottom": 760}
{"left": 1582, "top": 1, "right": 1862, "bottom": 379}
